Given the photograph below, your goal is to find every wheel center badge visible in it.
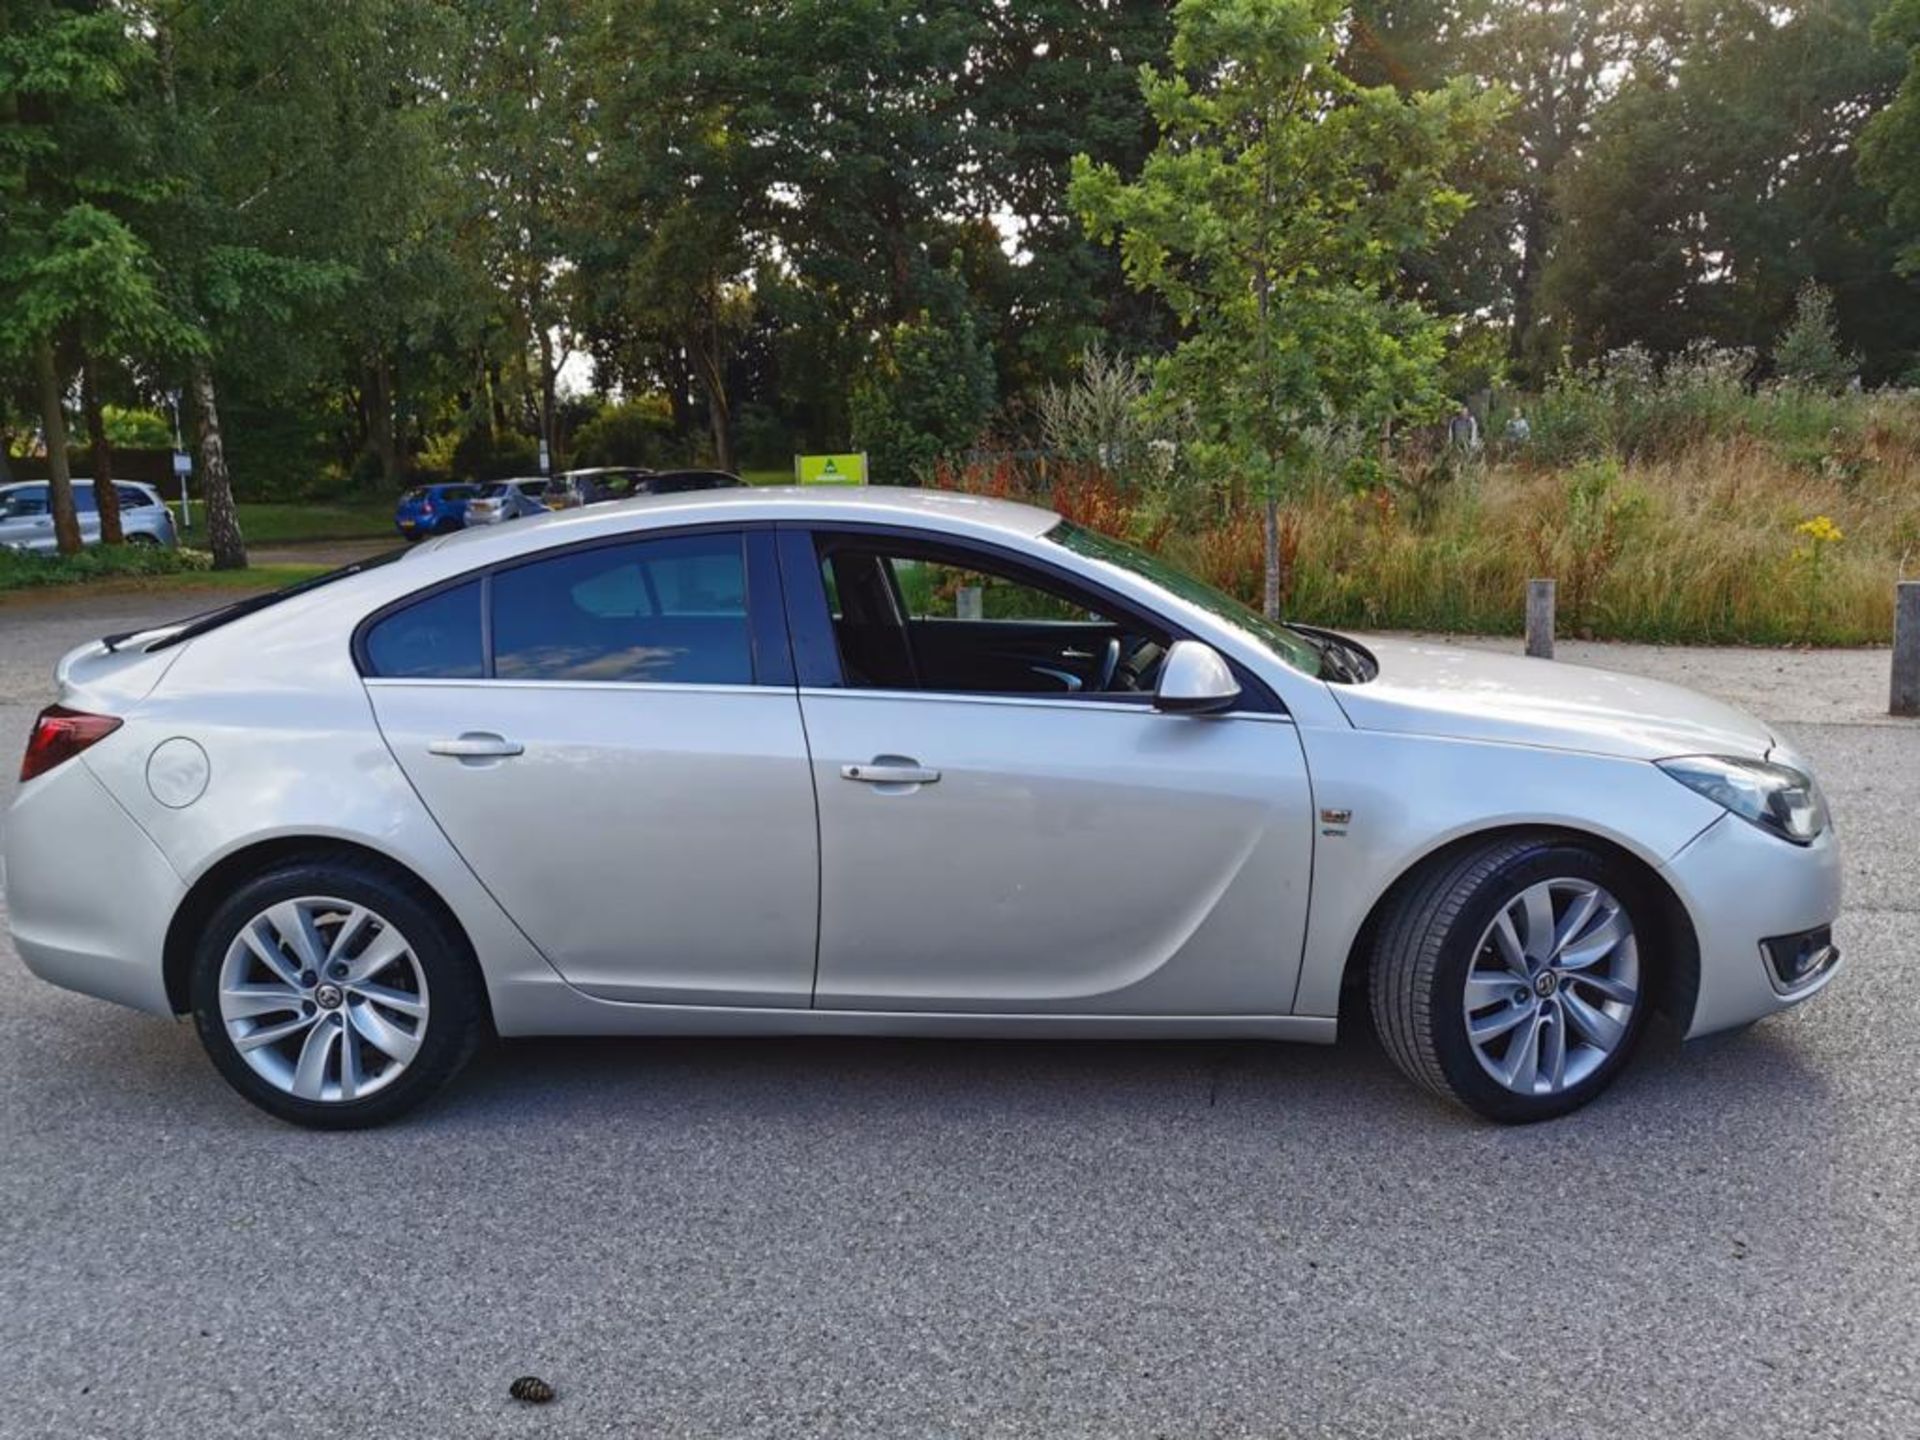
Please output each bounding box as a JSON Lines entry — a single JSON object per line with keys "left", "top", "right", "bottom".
{"left": 314, "top": 983, "right": 344, "bottom": 1011}
{"left": 1533, "top": 971, "right": 1559, "bottom": 999}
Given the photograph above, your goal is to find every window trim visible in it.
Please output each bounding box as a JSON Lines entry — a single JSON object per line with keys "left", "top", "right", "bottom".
{"left": 352, "top": 521, "right": 787, "bottom": 688}
{"left": 776, "top": 521, "right": 1282, "bottom": 714}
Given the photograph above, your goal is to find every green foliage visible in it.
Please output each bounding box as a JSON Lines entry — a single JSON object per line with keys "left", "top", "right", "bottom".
{"left": 1548, "top": 0, "right": 1913, "bottom": 379}
{"left": 1071, "top": 0, "right": 1500, "bottom": 610}
{"left": 849, "top": 300, "right": 998, "bottom": 483}
{"left": 95, "top": 405, "right": 172, "bottom": 449}
{"left": 0, "top": 539, "right": 210, "bottom": 593}
{"left": 1863, "top": 0, "right": 1920, "bottom": 275}
{"left": 1773, "top": 283, "right": 1858, "bottom": 391}
{"left": 572, "top": 399, "right": 691, "bottom": 469}
{"left": 450, "top": 429, "right": 539, "bottom": 483}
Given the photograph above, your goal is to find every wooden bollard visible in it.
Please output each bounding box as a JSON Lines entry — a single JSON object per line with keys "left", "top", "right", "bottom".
{"left": 1894, "top": 581, "right": 1920, "bottom": 717}
{"left": 1526, "top": 578, "right": 1556, "bottom": 660}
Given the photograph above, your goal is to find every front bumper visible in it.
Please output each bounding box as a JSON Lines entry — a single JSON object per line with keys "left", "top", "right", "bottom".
{"left": 4, "top": 755, "right": 184, "bottom": 1016}
{"left": 1662, "top": 812, "right": 1844, "bottom": 1037}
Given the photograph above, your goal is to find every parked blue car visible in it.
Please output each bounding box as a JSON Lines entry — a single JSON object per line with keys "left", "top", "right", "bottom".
{"left": 393, "top": 483, "right": 479, "bottom": 541}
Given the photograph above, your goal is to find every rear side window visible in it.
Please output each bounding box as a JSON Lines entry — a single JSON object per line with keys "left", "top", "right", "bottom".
{"left": 362, "top": 581, "right": 484, "bottom": 679}
{"left": 491, "top": 534, "right": 751, "bottom": 684}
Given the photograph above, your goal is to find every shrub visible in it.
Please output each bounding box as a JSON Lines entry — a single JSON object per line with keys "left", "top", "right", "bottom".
{"left": 0, "top": 542, "right": 211, "bottom": 593}
{"left": 572, "top": 397, "right": 690, "bottom": 469}
{"left": 1773, "top": 283, "right": 1857, "bottom": 392}
{"left": 850, "top": 302, "right": 997, "bottom": 484}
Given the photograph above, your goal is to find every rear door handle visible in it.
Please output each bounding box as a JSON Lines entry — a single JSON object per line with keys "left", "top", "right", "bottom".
{"left": 428, "top": 733, "right": 524, "bottom": 759}
{"left": 841, "top": 760, "right": 940, "bottom": 785}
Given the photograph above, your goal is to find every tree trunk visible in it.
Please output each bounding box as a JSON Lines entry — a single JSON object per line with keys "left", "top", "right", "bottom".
{"left": 536, "top": 324, "right": 558, "bottom": 474}
{"left": 1508, "top": 189, "right": 1549, "bottom": 377}
{"left": 663, "top": 347, "right": 695, "bottom": 442}
{"left": 80, "top": 353, "right": 124, "bottom": 545}
{"left": 689, "top": 328, "right": 735, "bottom": 473}
{"left": 1263, "top": 491, "right": 1281, "bottom": 621}
{"left": 190, "top": 358, "right": 247, "bottom": 570}
{"left": 365, "top": 350, "right": 401, "bottom": 488}
{"left": 33, "top": 337, "right": 84, "bottom": 556}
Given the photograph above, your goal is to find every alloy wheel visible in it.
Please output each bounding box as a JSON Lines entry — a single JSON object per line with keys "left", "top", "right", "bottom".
{"left": 1461, "top": 877, "right": 1639, "bottom": 1097}
{"left": 217, "top": 897, "right": 430, "bottom": 1103}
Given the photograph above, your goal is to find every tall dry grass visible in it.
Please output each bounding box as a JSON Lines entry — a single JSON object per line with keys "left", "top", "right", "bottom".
{"left": 936, "top": 409, "right": 1920, "bottom": 645}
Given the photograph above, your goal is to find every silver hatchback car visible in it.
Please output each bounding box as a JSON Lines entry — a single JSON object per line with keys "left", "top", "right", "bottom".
{"left": 6, "top": 488, "right": 1841, "bottom": 1128}
{"left": 0, "top": 480, "right": 178, "bottom": 551}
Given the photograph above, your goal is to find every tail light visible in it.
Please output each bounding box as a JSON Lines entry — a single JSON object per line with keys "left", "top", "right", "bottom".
{"left": 21, "top": 706, "right": 121, "bottom": 783}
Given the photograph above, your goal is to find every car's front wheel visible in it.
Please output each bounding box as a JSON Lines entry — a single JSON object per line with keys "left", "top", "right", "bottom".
{"left": 190, "top": 857, "right": 485, "bottom": 1128}
{"left": 1370, "top": 835, "right": 1652, "bottom": 1123}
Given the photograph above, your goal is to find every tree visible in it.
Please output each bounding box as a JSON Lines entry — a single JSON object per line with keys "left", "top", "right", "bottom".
{"left": 1773, "top": 282, "right": 1857, "bottom": 390}
{"left": 576, "top": 0, "right": 767, "bottom": 472}
{"left": 1862, "top": 0, "right": 1920, "bottom": 277}
{"left": 848, "top": 281, "right": 998, "bottom": 480}
{"left": 1549, "top": 1, "right": 1911, "bottom": 378}
{"left": 1072, "top": 0, "right": 1500, "bottom": 616}
{"left": 447, "top": 0, "right": 590, "bottom": 477}
{"left": 0, "top": 1, "right": 182, "bottom": 555}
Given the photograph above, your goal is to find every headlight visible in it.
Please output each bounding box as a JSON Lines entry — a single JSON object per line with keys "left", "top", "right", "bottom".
{"left": 1657, "top": 755, "right": 1829, "bottom": 845}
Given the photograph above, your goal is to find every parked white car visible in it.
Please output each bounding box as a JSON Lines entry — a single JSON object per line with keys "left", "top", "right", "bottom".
{"left": 5, "top": 488, "right": 1841, "bottom": 1127}
{"left": 463, "top": 477, "right": 550, "bottom": 526}
{"left": 0, "top": 480, "right": 178, "bottom": 551}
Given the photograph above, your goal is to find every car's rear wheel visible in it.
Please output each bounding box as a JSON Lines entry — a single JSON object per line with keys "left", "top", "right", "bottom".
{"left": 1369, "top": 835, "right": 1651, "bottom": 1123}
{"left": 190, "top": 858, "right": 485, "bottom": 1128}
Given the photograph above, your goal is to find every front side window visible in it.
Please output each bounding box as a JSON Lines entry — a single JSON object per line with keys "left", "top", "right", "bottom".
{"left": 492, "top": 533, "right": 751, "bottom": 684}
{"left": 816, "top": 535, "right": 1169, "bottom": 697}
{"left": 1048, "top": 520, "right": 1323, "bottom": 677}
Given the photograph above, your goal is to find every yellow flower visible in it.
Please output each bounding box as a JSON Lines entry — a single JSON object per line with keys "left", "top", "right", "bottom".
{"left": 1796, "top": 515, "right": 1844, "bottom": 545}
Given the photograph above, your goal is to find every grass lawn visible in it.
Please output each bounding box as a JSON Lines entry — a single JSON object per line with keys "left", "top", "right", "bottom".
{"left": 0, "top": 541, "right": 327, "bottom": 599}
{"left": 215, "top": 500, "right": 395, "bottom": 545}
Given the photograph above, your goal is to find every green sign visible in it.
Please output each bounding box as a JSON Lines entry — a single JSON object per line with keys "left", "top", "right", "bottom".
{"left": 796, "top": 452, "right": 868, "bottom": 485}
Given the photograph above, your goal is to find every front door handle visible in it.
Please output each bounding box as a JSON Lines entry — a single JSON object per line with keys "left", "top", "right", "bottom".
{"left": 428, "top": 733, "right": 525, "bottom": 759}
{"left": 841, "top": 759, "right": 940, "bottom": 785}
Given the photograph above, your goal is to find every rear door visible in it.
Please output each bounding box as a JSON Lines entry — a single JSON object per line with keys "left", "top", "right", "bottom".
{"left": 362, "top": 525, "right": 821, "bottom": 1007}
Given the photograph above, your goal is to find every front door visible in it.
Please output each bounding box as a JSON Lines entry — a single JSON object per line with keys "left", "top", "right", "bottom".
{"left": 788, "top": 528, "right": 1315, "bottom": 1016}
{"left": 363, "top": 527, "right": 820, "bottom": 1007}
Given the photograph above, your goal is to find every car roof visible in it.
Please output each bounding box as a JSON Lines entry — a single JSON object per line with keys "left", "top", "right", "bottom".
{"left": 0, "top": 478, "right": 148, "bottom": 492}
{"left": 412, "top": 485, "right": 1059, "bottom": 560}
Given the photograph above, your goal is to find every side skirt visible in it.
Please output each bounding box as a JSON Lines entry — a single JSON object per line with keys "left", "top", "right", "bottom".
{"left": 487, "top": 976, "right": 1338, "bottom": 1044}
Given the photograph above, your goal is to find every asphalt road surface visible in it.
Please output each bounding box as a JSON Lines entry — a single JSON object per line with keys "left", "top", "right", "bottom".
{"left": 2, "top": 591, "right": 1916, "bottom": 1439}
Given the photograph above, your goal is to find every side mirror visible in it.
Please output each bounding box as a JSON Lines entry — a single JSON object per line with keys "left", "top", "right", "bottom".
{"left": 1154, "top": 640, "right": 1241, "bottom": 715}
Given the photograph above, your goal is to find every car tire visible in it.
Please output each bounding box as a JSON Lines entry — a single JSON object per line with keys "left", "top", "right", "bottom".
{"left": 1369, "top": 834, "right": 1653, "bottom": 1123}
{"left": 190, "top": 855, "right": 487, "bottom": 1129}
{"left": 125, "top": 532, "right": 159, "bottom": 547}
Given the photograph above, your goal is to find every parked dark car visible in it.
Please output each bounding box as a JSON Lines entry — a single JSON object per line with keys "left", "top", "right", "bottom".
{"left": 394, "top": 483, "right": 479, "bottom": 541}
{"left": 543, "top": 467, "right": 745, "bottom": 509}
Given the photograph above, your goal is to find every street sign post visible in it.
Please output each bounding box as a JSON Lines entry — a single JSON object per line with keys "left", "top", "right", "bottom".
{"left": 172, "top": 450, "right": 193, "bottom": 531}
{"left": 795, "top": 452, "right": 868, "bottom": 485}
